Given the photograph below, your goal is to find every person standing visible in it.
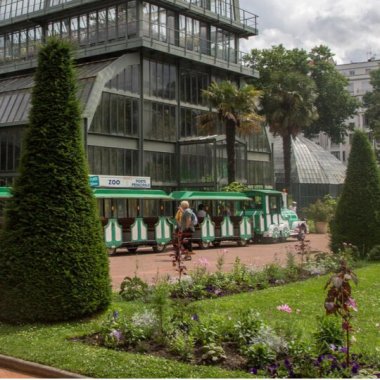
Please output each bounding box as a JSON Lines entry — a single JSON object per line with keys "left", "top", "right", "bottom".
{"left": 180, "top": 200, "right": 195, "bottom": 253}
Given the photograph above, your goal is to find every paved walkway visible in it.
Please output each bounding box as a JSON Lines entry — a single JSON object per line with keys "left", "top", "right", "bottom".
{"left": 110, "top": 233, "right": 330, "bottom": 289}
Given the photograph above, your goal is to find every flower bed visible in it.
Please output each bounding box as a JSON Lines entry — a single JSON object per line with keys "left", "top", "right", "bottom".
{"left": 73, "top": 255, "right": 380, "bottom": 378}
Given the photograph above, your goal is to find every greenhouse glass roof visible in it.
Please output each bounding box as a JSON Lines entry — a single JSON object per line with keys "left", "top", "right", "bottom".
{"left": 272, "top": 135, "right": 346, "bottom": 185}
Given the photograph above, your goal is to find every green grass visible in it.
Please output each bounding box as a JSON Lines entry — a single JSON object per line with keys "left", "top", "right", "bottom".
{"left": 0, "top": 264, "right": 379, "bottom": 378}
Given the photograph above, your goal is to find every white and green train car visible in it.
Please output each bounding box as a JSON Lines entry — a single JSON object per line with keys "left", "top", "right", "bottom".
{"left": 0, "top": 186, "right": 174, "bottom": 254}
{"left": 170, "top": 191, "right": 253, "bottom": 248}
{"left": 94, "top": 188, "right": 173, "bottom": 254}
{"left": 240, "top": 189, "right": 307, "bottom": 242}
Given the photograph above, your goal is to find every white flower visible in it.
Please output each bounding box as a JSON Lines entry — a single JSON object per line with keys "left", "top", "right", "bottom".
{"left": 131, "top": 309, "right": 157, "bottom": 328}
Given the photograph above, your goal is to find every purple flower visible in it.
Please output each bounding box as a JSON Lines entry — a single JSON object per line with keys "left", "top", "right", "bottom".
{"left": 113, "top": 310, "right": 119, "bottom": 320}
{"left": 110, "top": 329, "right": 123, "bottom": 341}
{"left": 191, "top": 314, "right": 199, "bottom": 321}
{"left": 267, "top": 363, "right": 278, "bottom": 376}
{"left": 249, "top": 367, "right": 258, "bottom": 375}
{"left": 351, "top": 362, "right": 360, "bottom": 374}
{"left": 276, "top": 304, "right": 292, "bottom": 313}
{"left": 339, "top": 346, "right": 348, "bottom": 354}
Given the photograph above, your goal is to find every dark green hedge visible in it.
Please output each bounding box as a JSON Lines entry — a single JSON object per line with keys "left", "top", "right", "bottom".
{"left": 0, "top": 38, "right": 111, "bottom": 323}
{"left": 330, "top": 130, "right": 380, "bottom": 256}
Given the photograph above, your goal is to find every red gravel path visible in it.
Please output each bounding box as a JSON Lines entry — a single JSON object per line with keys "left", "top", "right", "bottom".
{"left": 109, "top": 233, "right": 331, "bottom": 290}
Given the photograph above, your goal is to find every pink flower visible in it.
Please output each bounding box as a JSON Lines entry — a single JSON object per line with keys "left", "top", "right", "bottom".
{"left": 276, "top": 304, "right": 292, "bottom": 313}
{"left": 197, "top": 257, "right": 209, "bottom": 267}
{"left": 346, "top": 297, "right": 358, "bottom": 312}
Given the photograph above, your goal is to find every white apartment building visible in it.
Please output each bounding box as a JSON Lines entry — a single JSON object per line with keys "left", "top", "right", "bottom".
{"left": 316, "top": 59, "right": 380, "bottom": 164}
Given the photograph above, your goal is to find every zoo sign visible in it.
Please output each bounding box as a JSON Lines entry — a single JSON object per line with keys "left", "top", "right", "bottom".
{"left": 89, "top": 175, "right": 151, "bottom": 189}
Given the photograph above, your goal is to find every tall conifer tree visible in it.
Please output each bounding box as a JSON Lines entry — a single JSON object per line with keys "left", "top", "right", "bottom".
{"left": 0, "top": 38, "right": 111, "bottom": 323}
{"left": 330, "top": 130, "right": 380, "bottom": 256}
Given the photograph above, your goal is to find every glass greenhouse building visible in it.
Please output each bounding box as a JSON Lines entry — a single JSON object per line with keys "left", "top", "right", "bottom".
{"left": 272, "top": 135, "right": 347, "bottom": 210}
{"left": 0, "top": 0, "right": 273, "bottom": 192}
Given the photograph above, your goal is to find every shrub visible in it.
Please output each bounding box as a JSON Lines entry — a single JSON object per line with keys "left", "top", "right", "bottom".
{"left": 168, "top": 331, "right": 195, "bottom": 362}
{"left": 119, "top": 276, "right": 150, "bottom": 301}
{"left": 242, "top": 342, "right": 276, "bottom": 369}
{"left": 330, "top": 130, "right": 380, "bottom": 255}
{"left": 314, "top": 316, "right": 344, "bottom": 355}
{"left": 231, "top": 310, "right": 264, "bottom": 346}
{"left": 201, "top": 343, "right": 227, "bottom": 364}
{"left": 305, "top": 196, "right": 336, "bottom": 223}
{"left": 0, "top": 38, "right": 111, "bottom": 323}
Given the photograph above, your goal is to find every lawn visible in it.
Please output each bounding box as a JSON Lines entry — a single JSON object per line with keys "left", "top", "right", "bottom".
{"left": 0, "top": 263, "right": 379, "bottom": 378}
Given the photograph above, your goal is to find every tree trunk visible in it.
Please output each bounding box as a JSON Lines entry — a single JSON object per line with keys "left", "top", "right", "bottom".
{"left": 226, "top": 119, "right": 236, "bottom": 185}
{"left": 282, "top": 134, "right": 292, "bottom": 192}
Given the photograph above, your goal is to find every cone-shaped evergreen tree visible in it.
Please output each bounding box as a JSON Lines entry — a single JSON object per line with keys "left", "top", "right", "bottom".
{"left": 0, "top": 38, "right": 111, "bottom": 323}
{"left": 330, "top": 130, "right": 380, "bottom": 256}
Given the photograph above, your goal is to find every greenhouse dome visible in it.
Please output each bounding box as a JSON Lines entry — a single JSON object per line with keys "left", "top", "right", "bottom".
{"left": 272, "top": 135, "right": 347, "bottom": 210}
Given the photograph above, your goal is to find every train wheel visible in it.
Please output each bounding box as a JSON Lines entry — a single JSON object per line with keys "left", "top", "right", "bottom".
{"left": 198, "top": 241, "right": 210, "bottom": 249}
{"left": 152, "top": 244, "right": 166, "bottom": 253}
{"left": 212, "top": 241, "right": 221, "bottom": 247}
{"left": 127, "top": 247, "right": 138, "bottom": 253}
{"left": 107, "top": 248, "right": 117, "bottom": 255}
{"left": 237, "top": 239, "right": 248, "bottom": 247}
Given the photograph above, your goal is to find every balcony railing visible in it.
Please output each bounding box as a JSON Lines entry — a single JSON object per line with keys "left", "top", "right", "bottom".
{"left": 0, "top": 0, "right": 258, "bottom": 33}
{"left": 0, "top": 19, "right": 253, "bottom": 73}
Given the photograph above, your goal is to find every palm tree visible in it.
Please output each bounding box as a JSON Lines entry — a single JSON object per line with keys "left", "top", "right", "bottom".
{"left": 199, "top": 80, "right": 263, "bottom": 184}
{"left": 262, "top": 71, "right": 318, "bottom": 191}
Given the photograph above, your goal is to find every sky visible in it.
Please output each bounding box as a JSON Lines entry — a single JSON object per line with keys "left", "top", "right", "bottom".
{"left": 239, "top": 0, "right": 380, "bottom": 64}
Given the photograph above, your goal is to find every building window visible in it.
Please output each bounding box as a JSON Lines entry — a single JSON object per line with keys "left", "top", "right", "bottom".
{"left": 88, "top": 145, "right": 138, "bottom": 176}
{"left": 180, "top": 69, "right": 209, "bottom": 105}
{"left": 90, "top": 92, "right": 139, "bottom": 137}
{"left": 180, "top": 143, "right": 214, "bottom": 183}
{"left": 144, "top": 151, "right": 176, "bottom": 182}
{"left": 247, "top": 160, "right": 273, "bottom": 187}
{"left": 0, "top": 127, "right": 21, "bottom": 173}
{"left": 105, "top": 64, "right": 140, "bottom": 94}
{"left": 143, "top": 58, "right": 176, "bottom": 100}
{"left": 180, "top": 107, "right": 215, "bottom": 138}
{"left": 143, "top": 101, "right": 176, "bottom": 141}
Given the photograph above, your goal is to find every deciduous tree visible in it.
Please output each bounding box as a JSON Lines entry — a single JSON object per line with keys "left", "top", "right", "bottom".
{"left": 306, "top": 45, "right": 358, "bottom": 143}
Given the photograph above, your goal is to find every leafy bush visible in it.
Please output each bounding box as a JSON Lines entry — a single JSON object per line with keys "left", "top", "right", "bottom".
{"left": 242, "top": 342, "right": 276, "bottom": 369}
{"left": 314, "top": 316, "right": 344, "bottom": 355}
{"left": 201, "top": 343, "right": 227, "bottom": 364}
{"left": 305, "top": 195, "right": 336, "bottom": 222}
{"left": 193, "top": 320, "right": 220, "bottom": 345}
{"left": 168, "top": 331, "right": 195, "bottom": 362}
{"left": 231, "top": 310, "right": 263, "bottom": 346}
{"left": 119, "top": 276, "right": 150, "bottom": 301}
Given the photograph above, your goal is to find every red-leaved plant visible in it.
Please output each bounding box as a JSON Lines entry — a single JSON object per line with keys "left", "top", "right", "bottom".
{"left": 324, "top": 259, "right": 358, "bottom": 367}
